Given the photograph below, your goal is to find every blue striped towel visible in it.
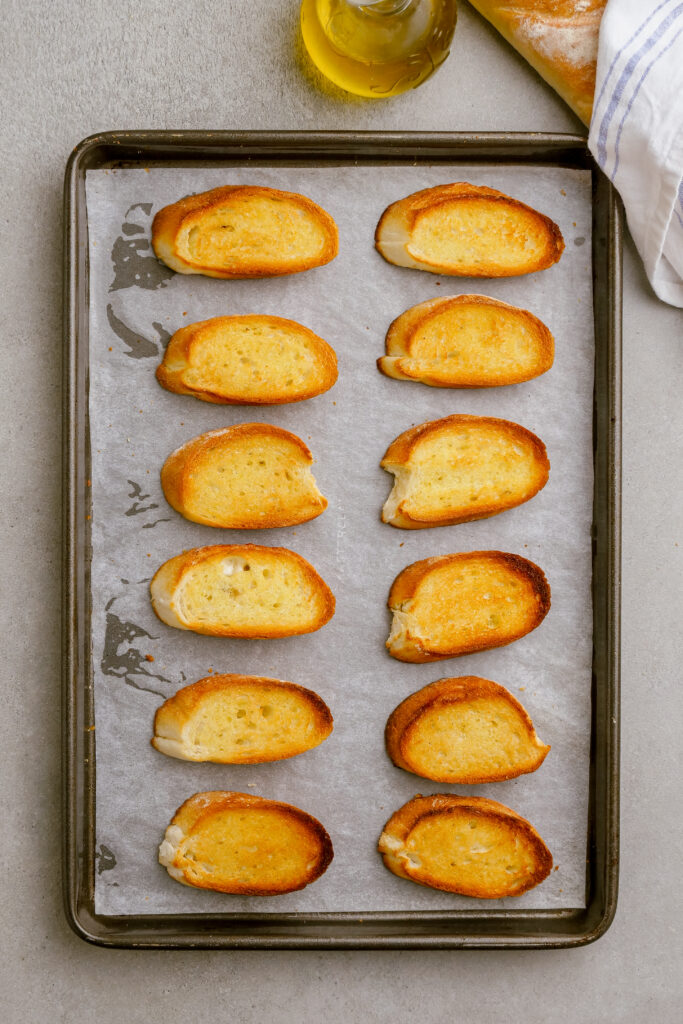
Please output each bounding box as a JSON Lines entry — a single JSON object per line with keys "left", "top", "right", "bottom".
{"left": 588, "top": 0, "right": 683, "bottom": 306}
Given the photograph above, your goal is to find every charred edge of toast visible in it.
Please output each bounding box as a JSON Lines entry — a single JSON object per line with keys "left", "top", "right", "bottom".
{"left": 493, "top": 552, "right": 552, "bottom": 620}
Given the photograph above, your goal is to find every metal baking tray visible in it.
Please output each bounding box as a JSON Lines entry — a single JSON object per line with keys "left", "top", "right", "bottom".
{"left": 63, "top": 130, "right": 621, "bottom": 949}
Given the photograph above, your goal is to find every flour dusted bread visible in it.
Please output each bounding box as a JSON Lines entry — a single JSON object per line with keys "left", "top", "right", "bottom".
{"left": 152, "top": 185, "right": 338, "bottom": 278}
{"left": 156, "top": 314, "right": 338, "bottom": 405}
{"left": 161, "top": 424, "right": 327, "bottom": 529}
{"left": 375, "top": 182, "right": 564, "bottom": 277}
{"left": 469, "top": 1, "right": 605, "bottom": 126}
{"left": 378, "top": 294, "right": 554, "bottom": 387}
{"left": 387, "top": 550, "right": 550, "bottom": 662}
{"left": 381, "top": 414, "right": 549, "bottom": 529}
{"left": 378, "top": 794, "right": 552, "bottom": 898}
{"left": 150, "top": 544, "right": 335, "bottom": 637}
{"left": 152, "top": 674, "right": 333, "bottom": 763}
{"left": 385, "top": 676, "right": 550, "bottom": 783}
{"left": 159, "top": 791, "right": 333, "bottom": 895}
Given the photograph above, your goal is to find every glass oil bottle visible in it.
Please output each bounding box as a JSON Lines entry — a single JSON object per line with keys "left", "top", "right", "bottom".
{"left": 300, "top": 0, "right": 458, "bottom": 99}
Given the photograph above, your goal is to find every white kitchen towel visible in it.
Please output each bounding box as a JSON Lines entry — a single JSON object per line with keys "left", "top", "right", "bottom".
{"left": 588, "top": 0, "right": 683, "bottom": 307}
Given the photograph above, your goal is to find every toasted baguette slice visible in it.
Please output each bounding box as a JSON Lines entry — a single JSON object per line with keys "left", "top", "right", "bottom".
{"left": 150, "top": 544, "right": 335, "bottom": 637}
{"left": 385, "top": 676, "right": 550, "bottom": 783}
{"left": 159, "top": 791, "right": 333, "bottom": 895}
{"left": 378, "top": 294, "right": 554, "bottom": 387}
{"left": 156, "top": 315, "right": 338, "bottom": 405}
{"left": 381, "top": 414, "right": 549, "bottom": 529}
{"left": 387, "top": 550, "right": 550, "bottom": 663}
{"left": 161, "top": 424, "right": 327, "bottom": 530}
{"left": 152, "top": 674, "right": 333, "bottom": 763}
{"left": 152, "top": 185, "right": 338, "bottom": 278}
{"left": 375, "top": 183, "right": 564, "bottom": 277}
{"left": 378, "top": 794, "right": 552, "bottom": 898}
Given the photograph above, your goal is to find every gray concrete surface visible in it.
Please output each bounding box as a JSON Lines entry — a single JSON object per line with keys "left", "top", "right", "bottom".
{"left": 1, "top": 2, "right": 681, "bottom": 1021}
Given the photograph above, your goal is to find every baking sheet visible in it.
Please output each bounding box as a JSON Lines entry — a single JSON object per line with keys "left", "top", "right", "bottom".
{"left": 85, "top": 163, "right": 594, "bottom": 915}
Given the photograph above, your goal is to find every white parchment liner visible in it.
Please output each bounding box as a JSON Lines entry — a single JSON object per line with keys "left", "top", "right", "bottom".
{"left": 86, "top": 163, "right": 593, "bottom": 915}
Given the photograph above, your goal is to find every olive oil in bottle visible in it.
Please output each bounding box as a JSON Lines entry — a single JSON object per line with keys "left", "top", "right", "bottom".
{"left": 300, "top": 0, "right": 457, "bottom": 99}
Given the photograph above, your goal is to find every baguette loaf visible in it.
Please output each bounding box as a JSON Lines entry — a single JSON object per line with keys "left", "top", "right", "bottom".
{"left": 156, "top": 314, "right": 338, "bottom": 405}
{"left": 469, "top": 1, "right": 605, "bottom": 126}
{"left": 150, "top": 544, "right": 335, "bottom": 638}
{"left": 161, "top": 424, "right": 327, "bottom": 529}
{"left": 375, "top": 182, "right": 564, "bottom": 277}
{"left": 385, "top": 676, "right": 550, "bottom": 783}
{"left": 381, "top": 414, "right": 549, "bottom": 529}
{"left": 152, "top": 674, "right": 333, "bottom": 763}
{"left": 152, "top": 185, "right": 338, "bottom": 278}
{"left": 378, "top": 294, "right": 554, "bottom": 387}
{"left": 387, "top": 550, "right": 551, "bottom": 662}
{"left": 159, "top": 791, "right": 333, "bottom": 895}
{"left": 378, "top": 794, "right": 552, "bottom": 898}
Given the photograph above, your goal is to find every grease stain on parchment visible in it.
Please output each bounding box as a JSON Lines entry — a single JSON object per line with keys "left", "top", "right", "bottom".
{"left": 106, "top": 304, "right": 171, "bottom": 360}
{"left": 109, "top": 202, "right": 174, "bottom": 293}
{"left": 125, "top": 480, "right": 172, "bottom": 530}
{"left": 101, "top": 598, "right": 171, "bottom": 698}
{"left": 95, "top": 844, "right": 117, "bottom": 875}
{"left": 125, "top": 480, "right": 158, "bottom": 517}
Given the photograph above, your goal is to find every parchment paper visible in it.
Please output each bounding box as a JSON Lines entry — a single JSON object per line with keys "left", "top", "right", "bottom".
{"left": 85, "top": 163, "right": 594, "bottom": 915}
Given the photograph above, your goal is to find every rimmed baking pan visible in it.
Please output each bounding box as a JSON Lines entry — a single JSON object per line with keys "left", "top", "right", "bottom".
{"left": 63, "top": 131, "right": 621, "bottom": 948}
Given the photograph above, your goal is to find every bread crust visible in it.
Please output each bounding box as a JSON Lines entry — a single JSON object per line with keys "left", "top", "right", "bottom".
{"left": 159, "top": 791, "right": 334, "bottom": 895}
{"left": 152, "top": 185, "right": 338, "bottom": 278}
{"left": 150, "top": 544, "right": 336, "bottom": 637}
{"left": 375, "top": 182, "right": 564, "bottom": 277}
{"left": 160, "top": 424, "right": 327, "bottom": 529}
{"left": 387, "top": 550, "right": 551, "bottom": 662}
{"left": 380, "top": 414, "right": 550, "bottom": 528}
{"left": 378, "top": 294, "right": 554, "bottom": 387}
{"left": 468, "top": 1, "right": 604, "bottom": 126}
{"left": 385, "top": 676, "right": 550, "bottom": 783}
{"left": 152, "top": 673, "right": 333, "bottom": 763}
{"left": 156, "top": 314, "right": 338, "bottom": 405}
{"left": 378, "top": 794, "right": 553, "bottom": 897}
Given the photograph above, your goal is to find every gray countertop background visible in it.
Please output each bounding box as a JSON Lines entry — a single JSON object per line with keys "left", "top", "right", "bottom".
{"left": 1, "top": 2, "right": 681, "bottom": 1021}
